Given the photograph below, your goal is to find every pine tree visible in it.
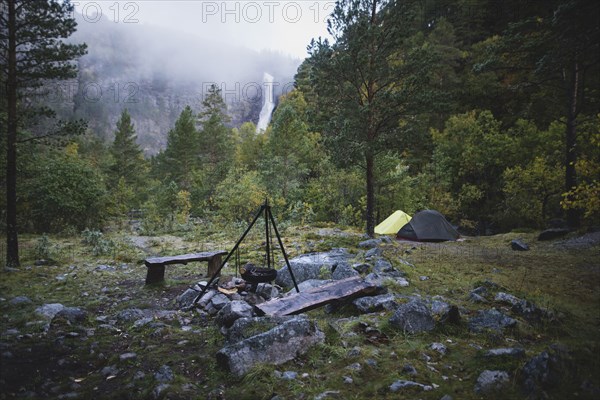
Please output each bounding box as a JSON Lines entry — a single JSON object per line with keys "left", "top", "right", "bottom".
{"left": 159, "top": 106, "right": 199, "bottom": 189}
{"left": 1, "top": 0, "right": 87, "bottom": 267}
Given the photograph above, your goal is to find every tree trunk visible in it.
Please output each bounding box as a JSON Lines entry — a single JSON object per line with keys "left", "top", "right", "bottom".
{"left": 6, "top": 0, "right": 20, "bottom": 268}
{"left": 564, "top": 60, "right": 580, "bottom": 228}
{"left": 365, "top": 151, "right": 375, "bottom": 237}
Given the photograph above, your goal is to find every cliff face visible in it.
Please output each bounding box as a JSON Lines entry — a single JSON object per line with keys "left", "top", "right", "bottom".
{"left": 61, "top": 14, "right": 300, "bottom": 155}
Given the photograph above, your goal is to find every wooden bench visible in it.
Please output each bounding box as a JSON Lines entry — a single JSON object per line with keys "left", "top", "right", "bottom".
{"left": 144, "top": 251, "right": 228, "bottom": 284}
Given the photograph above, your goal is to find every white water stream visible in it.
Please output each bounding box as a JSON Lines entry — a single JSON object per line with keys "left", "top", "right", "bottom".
{"left": 256, "top": 72, "right": 275, "bottom": 132}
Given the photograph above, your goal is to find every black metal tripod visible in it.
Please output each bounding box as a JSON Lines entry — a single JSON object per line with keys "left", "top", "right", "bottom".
{"left": 192, "top": 199, "right": 300, "bottom": 305}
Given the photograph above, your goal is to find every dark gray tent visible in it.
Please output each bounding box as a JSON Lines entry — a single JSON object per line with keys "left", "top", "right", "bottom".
{"left": 396, "top": 210, "right": 459, "bottom": 242}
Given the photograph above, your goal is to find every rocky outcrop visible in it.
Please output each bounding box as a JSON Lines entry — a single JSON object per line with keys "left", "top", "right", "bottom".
{"left": 389, "top": 299, "right": 435, "bottom": 334}
{"left": 275, "top": 249, "right": 354, "bottom": 288}
{"left": 216, "top": 316, "right": 325, "bottom": 376}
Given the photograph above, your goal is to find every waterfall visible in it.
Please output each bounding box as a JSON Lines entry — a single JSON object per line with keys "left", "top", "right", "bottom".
{"left": 256, "top": 72, "right": 275, "bottom": 133}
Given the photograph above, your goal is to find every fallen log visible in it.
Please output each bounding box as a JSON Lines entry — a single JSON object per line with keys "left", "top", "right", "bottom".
{"left": 255, "top": 276, "right": 379, "bottom": 316}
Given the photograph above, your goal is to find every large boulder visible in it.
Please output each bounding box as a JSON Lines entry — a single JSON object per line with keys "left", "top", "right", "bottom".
{"left": 353, "top": 294, "right": 397, "bottom": 314}
{"left": 511, "top": 239, "right": 530, "bottom": 251}
{"left": 332, "top": 263, "right": 359, "bottom": 280}
{"left": 275, "top": 249, "right": 353, "bottom": 288}
{"left": 520, "top": 346, "right": 573, "bottom": 398}
{"left": 216, "top": 316, "right": 325, "bottom": 376}
{"left": 215, "top": 300, "right": 255, "bottom": 329}
{"left": 468, "top": 309, "right": 517, "bottom": 333}
{"left": 474, "top": 370, "right": 510, "bottom": 394}
{"left": 538, "top": 228, "right": 569, "bottom": 241}
{"left": 389, "top": 299, "right": 435, "bottom": 334}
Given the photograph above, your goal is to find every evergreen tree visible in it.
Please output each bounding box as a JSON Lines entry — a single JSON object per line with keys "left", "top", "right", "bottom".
{"left": 158, "top": 106, "right": 199, "bottom": 189}
{"left": 1, "top": 0, "right": 87, "bottom": 267}
{"left": 109, "top": 109, "right": 146, "bottom": 201}
{"left": 305, "top": 0, "right": 436, "bottom": 236}
{"left": 197, "top": 85, "right": 233, "bottom": 198}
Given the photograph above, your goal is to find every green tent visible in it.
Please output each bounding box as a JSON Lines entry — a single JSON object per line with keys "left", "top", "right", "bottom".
{"left": 375, "top": 210, "right": 412, "bottom": 235}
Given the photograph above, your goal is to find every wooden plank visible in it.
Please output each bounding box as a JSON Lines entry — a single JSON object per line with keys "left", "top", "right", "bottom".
{"left": 255, "top": 276, "right": 378, "bottom": 316}
{"left": 144, "top": 251, "right": 227, "bottom": 267}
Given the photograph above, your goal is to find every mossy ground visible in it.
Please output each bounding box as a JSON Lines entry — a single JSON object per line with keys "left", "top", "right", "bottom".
{"left": 0, "top": 227, "right": 598, "bottom": 399}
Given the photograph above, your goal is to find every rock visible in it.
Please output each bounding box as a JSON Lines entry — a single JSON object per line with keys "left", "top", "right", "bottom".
{"left": 177, "top": 288, "right": 200, "bottom": 309}
{"left": 468, "top": 309, "right": 517, "bottom": 333}
{"left": 154, "top": 365, "right": 174, "bottom": 382}
{"left": 511, "top": 239, "right": 530, "bottom": 251}
{"left": 352, "top": 263, "right": 371, "bottom": 274}
{"left": 133, "top": 317, "right": 153, "bottom": 329}
{"left": 398, "top": 258, "right": 415, "bottom": 268}
{"left": 254, "top": 283, "right": 279, "bottom": 300}
{"left": 494, "top": 292, "right": 521, "bottom": 306}
{"left": 343, "top": 376, "right": 353, "bottom": 384}
{"left": 196, "top": 289, "right": 217, "bottom": 308}
{"left": 484, "top": 348, "right": 526, "bottom": 358}
{"left": 358, "top": 239, "right": 381, "bottom": 248}
{"left": 431, "top": 342, "right": 448, "bottom": 356}
{"left": 152, "top": 384, "right": 170, "bottom": 399}
{"left": 474, "top": 370, "right": 510, "bottom": 394}
{"left": 216, "top": 316, "right": 325, "bottom": 376}
{"left": 332, "top": 263, "right": 359, "bottom": 280}
{"left": 289, "top": 279, "right": 333, "bottom": 294}
{"left": 430, "top": 299, "right": 450, "bottom": 315}
{"left": 419, "top": 276, "right": 430, "bottom": 281}
{"left": 373, "top": 259, "right": 394, "bottom": 273}
{"left": 276, "top": 249, "right": 353, "bottom": 288}
{"left": 281, "top": 371, "right": 297, "bottom": 380}
{"left": 95, "top": 264, "right": 115, "bottom": 271}
{"left": 538, "top": 228, "right": 569, "bottom": 241}
{"left": 512, "top": 299, "right": 554, "bottom": 323}
{"left": 119, "top": 352, "right": 137, "bottom": 361}
{"left": 469, "top": 293, "right": 488, "bottom": 303}
{"left": 402, "top": 364, "right": 418, "bottom": 376}
{"left": 520, "top": 346, "right": 572, "bottom": 398}
{"left": 389, "top": 299, "right": 435, "bottom": 334}
{"left": 224, "top": 316, "right": 295, "bottom": 344}
{"left": 35, "top": 303, "right": 65, "bottom": 319}
{"left": 393, "top": 277, "right": 410, "bottom": 287}
{"left": 101, "top": 365, "right": 119, "bottom": 377}
{"left": 209, "top": 293, "right": 231, "bottom": 311}
{"left": 116, "top": 309, "right": 146, "bottom": 322}
{"left": 389, "top": 380, "right": 432, "bottom": 392}
{"left": 215, "top": 300, "right": 255, "bottom": 329}
{"left": 365, "top": 247, "right": 382, "bottom": 258}
{"left": 9, "top": 296, "right": 32, "bottom": 306}
{"left": 56, "top": 307, "right": 87, "bottom": 324}
{"left": 314, "top": 391, "right": 341, "bottom": 400}
{"left": 353, "top": 294, "right": 397, "bottom": 313}
{"left": 439, "top": 395, "right": 453, "bottom": 400}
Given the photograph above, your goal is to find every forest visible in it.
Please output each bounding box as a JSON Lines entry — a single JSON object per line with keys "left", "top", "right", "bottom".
{"left": 1, "top": 1, "right": 599, "bottom": 399}
{"left": 2, "top": 0, "right": 599, "bottom": 260}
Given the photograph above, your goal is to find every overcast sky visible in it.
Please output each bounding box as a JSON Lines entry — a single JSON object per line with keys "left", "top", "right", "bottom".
{"left": 73, "top": 0, "right": 334, "bottom": 59}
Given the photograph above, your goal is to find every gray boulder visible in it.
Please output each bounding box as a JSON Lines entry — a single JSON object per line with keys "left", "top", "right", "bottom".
{"left": 154, "top": 365, "right": 174, "bottom": 382}
{"left": 276, "top": 249, "right": 353, "bottom": 288}
{"left": 254, "top": 283, "right": 279, "bottom": 300}
{"left": 358, "top": 239, "right": 381, "bottom": 248}
{"left": 353, "top": 294, "right": 397, "bottom": 313}
{"left": 365, "top": 247, "right": 382, "bottom": 258}
{"left": 209, "top": 293, "right": 231, "bottom": 311}
{"left": 468, "top": 309, "right": 517, "bottom": 333}
{"left": 224, "top": 316, "right": 296, "bottom": 344}
{"left": 389, "top": 299, "right": 435, "bottom": 334}
{"left": 538, "top": 228, "right": 569, "bottom": 241}
{"left": 35, "top": 303, "right": 65, "bottom": 319}
{"left": 9, "top": 296, "right": 32, "bottom": 306}
{"left": 332, "top": 263, "right": 359, "bottom": 280}
{"left": 520, "top": 346, "right": 573, "bottom": 398}
{"left": 475, "top": 370, "right": 510, "bottom": 394}
{"left": 216, "top": 316, "right": 325, "bottom": 376}
{"left": 494, "top": 292, "right": 521, "bottom": 306}
{"left": 177, "top": 288, "right": 200, "bottom": 309}
{"left": 215, "top": 300, "right": 255, "bottom": 329}
{"left": 485, "top": 348, "right": 526, "bottom": 358}
{"left": 55, "top": 307, "right": 87, "bottom": 324}
{"left": 511, "top": 239, "right": 530, "bottom": 251}
{"left": 373, "top": 259, "right": 394, "bottom": 274}
{"left": 389, "top": 380, "right": 432, "bottom": 392}
{"left": 116, "top": 308, "right": 146, "bottom": 322}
